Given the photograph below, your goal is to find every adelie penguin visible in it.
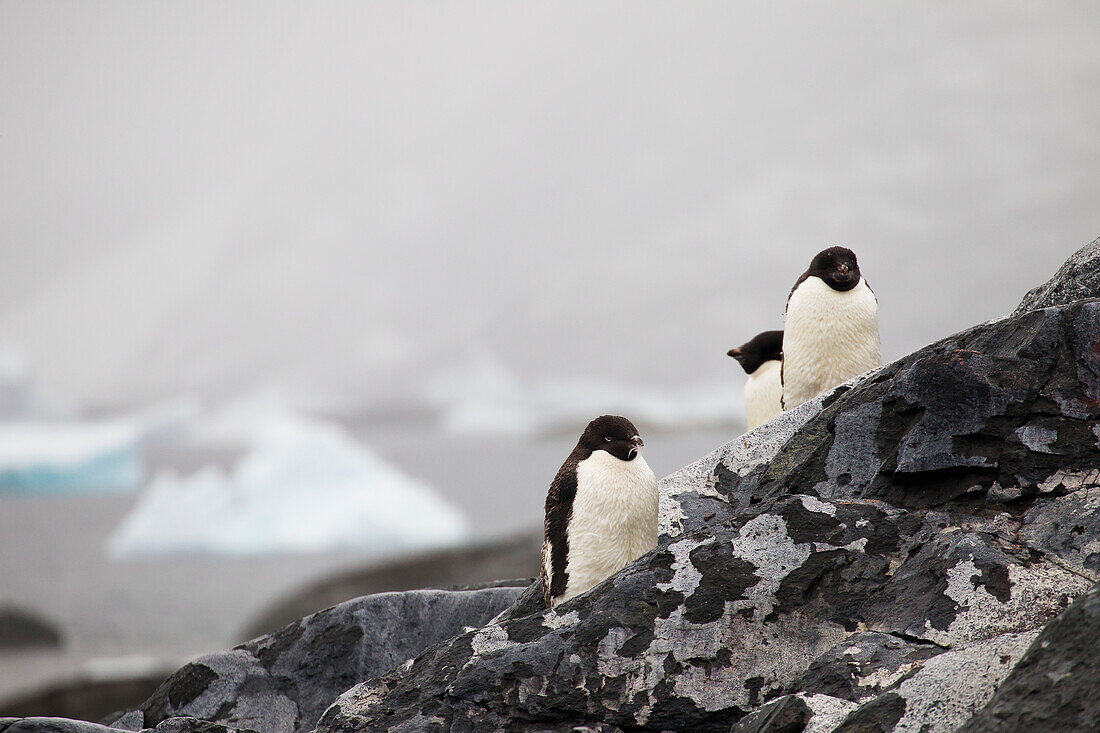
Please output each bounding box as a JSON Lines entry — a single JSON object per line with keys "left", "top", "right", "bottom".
{"left": 542, "top": 415, "right": 658, "bottom": 607}
{"left": 728, "top": 330, "right": 784, "bottom": 430}
{"left": 782, "top": 246, "right": 881, "bottom": 410}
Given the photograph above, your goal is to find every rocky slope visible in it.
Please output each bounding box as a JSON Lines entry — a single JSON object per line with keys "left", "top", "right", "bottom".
{"left": 5, "top": 235, "right": 1100, "bottom": 733}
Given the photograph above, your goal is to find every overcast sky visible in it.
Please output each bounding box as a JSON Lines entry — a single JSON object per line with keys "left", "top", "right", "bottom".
{"left": 1, "top": 2, "right": 1097, "bottom": 411}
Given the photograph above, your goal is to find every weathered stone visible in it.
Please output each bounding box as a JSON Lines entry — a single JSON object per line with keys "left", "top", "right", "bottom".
{"left": 956, "top": 581, "right": 1100, "bottom": 732}
{"left": 239, "top": 534, "right": 539, "bottom": 640}
{"left": 728, "top": 694, "right": 810, "bottom": 733}
{"left": 793, "top": 633, "right": 940, "bottom": 703}
{"left": 0, "top": 719, "right": 123, "bottom": 733}
{"left": 316, "top": 291, "right": 1100, "bottom": 731}
{"left": 139, "top": 587, "right": 523, "bottom": 733}
{"left": 0, "top": 607, "right": 61, "bottom": 650}
{"left": 1015, "top": 235, "right": 1100, "bottom": 314}
{"left": 831, "top": 631, "right": 1036, "bottom": 733}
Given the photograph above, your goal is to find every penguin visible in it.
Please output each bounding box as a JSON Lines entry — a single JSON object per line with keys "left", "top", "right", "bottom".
{"left": 781, "top": 246, "right": 881, "bottom": 410}
{"left": 541, "top": 415, "right": 658, "bottom": 607}
{"left": 728, "top": 330, "right": 784, "bottom": 430}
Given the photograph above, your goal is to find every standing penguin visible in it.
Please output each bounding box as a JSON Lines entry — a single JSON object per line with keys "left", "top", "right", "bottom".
{"left": 782, "top": 247, "right": 881, "bottom": 410}
{"left": 728, "top": 330, "right": 784, "bottom": 430}
{"left": 542, "top": 415, "right": 657, "bottom": 607}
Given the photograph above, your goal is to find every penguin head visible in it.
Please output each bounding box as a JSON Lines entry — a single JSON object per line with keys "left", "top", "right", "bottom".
{"left": 579, "top": 415, "right": 644, "bottom": 461}
{"left": 807, "top": 246, "right": 861, "bottom": 292}
{"left": 728, "top": 330, "right": 783, "bottom": 374}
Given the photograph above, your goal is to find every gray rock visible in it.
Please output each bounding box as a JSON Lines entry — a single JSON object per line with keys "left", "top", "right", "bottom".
{"left": 239, "top": 533, "right": 539, "bottom": 640}
{"left": 831, "top": 631, "right": 1036, "bottom": 733}
{"left": 793, "top": 632, "right": 941, "bottom": 703}
{"left": 956, "top": 581, "right": 1100, "bottom": 732}
{"left": 315, "top": 299, "right": 1100, "bottom": 731}
{"left": 0, "top": 673, "right": 169, "bottom": 723}
{"left": 729, "top": 695, "right": 811, "bottom": 733}
{"left": 0, "top": 607, "right": 61, "bottom": 650}
{"left": 0, "top": 719, "right": 138, "bottom": 733}
{"left": 138, "top": 586, "right": 523, "bottom": 733}
{"left": 1015, "top": 234, "right": 1100, "bottom": 314}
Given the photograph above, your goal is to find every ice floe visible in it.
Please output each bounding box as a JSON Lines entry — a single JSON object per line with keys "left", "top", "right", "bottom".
{"left": 0, "top": 418, "right": 144, "bottom": 494}
{"left": 107, "top": 403, "right": 469, "bottom": 556}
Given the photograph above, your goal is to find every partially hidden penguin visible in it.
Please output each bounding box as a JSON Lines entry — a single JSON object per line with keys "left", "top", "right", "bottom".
{"left": 728, "top": 329, "right": 784, "bottom": 430}
{"left": 782, "top": 246, "right": 881, "bottom": 410}
{"left": 541, "top": 415, "right": 658, "bottom": 607}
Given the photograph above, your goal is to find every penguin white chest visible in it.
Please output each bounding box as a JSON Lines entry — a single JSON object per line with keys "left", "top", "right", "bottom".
{"left": 744, "top": 359, "right": 783, "bottom": 430}
{"left": 558, "top": 452, "right": 658, "bottom": 604}
{"left": 783, "top": 276, "right": 881, "bottom": 409}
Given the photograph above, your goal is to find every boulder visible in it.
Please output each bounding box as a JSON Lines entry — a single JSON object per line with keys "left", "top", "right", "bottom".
{"left": 0, "top": 718, "right": 256, "bottom": 733}
{"left": 0, "top": 607, "right": 62, "bottom": 651}
{"left": 239, "top": 533, "right": 539, "bottom": 640}
{"left": 317, "top": 268, "right": 1100, "bottom": 730}
{"left": 115, "top": 586, "right": 521, "bottom": 733}
{"left": 1015, "top": 235, "right": 1100, "bottom": 314}
{"left": 955, "top": 581, "right": 1100, "bottom": 732}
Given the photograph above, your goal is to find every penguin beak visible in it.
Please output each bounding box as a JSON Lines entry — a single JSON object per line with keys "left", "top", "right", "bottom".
{"left": 727, "top": 348, "right": 741, "bottom": 359}
{"left": 838, "top": 263, "right": 850, "bottom": 276}
{"left": 627, "top": 435, "right": 643, "bottom": 460}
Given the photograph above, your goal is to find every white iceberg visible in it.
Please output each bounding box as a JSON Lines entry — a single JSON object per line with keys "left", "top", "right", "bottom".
{"left": 108, "top": 407, "right": 469, "bottom": 557}
{"left": 0, "top": 418, "right": 143, "bottom": 494}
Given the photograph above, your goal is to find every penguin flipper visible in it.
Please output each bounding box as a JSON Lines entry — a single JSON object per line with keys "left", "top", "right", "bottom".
{"left": 543, "top": 460, "right": 578, "bottom": 606}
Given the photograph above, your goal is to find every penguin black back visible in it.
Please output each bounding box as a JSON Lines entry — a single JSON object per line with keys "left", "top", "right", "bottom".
{"left": 728, "top": 330, "right": 783, "bottom": 375}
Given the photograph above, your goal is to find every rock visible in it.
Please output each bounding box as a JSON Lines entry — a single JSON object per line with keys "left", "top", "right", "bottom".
{"left": 315, "top": 297, "right": 1100, "bottom": 730}
{"left": 956, "top": 581, "right": 1100, "bottom": 732}
{"left": 0, "top": 718, "right": 132, "bottom": 733}
{"left": 239, "top": 533, "right": 540, "bottom": 640}
{"left": 138, "top": 586, "right": 523, "bottom": 733}
{"left": 1015, "top": 235, "right": 1100, "bottom": 314}
{"left": 729, "top": 695, "right": 811, "bottom": 733}
{"left": 730, "top": 694, "right": 856, "bottom": 733}
{"left": 830, "top": 631, "right": 1036, "bottom": 733}
{"left": 0, "top": 607, "right": 62, "bottom": 651}
{"left": 792, "top": 632, "right": 941, "bottom": 703}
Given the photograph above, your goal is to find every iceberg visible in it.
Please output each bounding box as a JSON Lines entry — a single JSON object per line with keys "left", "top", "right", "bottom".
{"left": 108, "top": 407, "right": 469, "bottom": 556}
{"left": 0, "top": 419, "right": 143, "bottom": 494}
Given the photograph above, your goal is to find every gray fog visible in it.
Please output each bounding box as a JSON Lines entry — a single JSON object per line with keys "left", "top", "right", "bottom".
{"left": 1, "top": 1, "right": 1098, "bottom": 414}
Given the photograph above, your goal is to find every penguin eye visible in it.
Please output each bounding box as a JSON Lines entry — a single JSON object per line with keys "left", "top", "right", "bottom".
{"left": 604, "top": 436, "right": 613, "bottom": 442}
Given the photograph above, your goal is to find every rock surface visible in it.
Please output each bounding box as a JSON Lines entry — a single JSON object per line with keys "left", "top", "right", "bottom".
{"left": 43, "top": 587, "right": 519, "bottom": 733}
{"left": 955, "top": 580, "right": 1100, "bottom": 732}
{"left": 7, "top": 238, "right": 1100, "bottom": 733}
{"left": 0, "top": 608, "right": 61, "bottom": 651}
{"left": 1015, "top": 235, "right": 1100, "bottom": 314}
{"left": 239, "top": 534, "right": 539, "bottom": 640}
{"left": 317, "top": 254, "right": 1100, "bottom": 731}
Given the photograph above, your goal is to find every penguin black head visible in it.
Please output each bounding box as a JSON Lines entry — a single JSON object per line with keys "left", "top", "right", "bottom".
{"left": 805, "top": 246, "right": 861, "bottom": 292}
{"left": 727, "top": 330, "right": 783, "bottom": 375}
{"left": 578, "top": 415, "right": 643, "bottom": 462}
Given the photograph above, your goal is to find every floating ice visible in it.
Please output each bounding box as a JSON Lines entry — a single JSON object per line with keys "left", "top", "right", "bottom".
{"left": 0, "top": 418, "right": 143, "bottom": 494}
{"left": 108, "top": 407, "right": 469, "bottom": 556}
